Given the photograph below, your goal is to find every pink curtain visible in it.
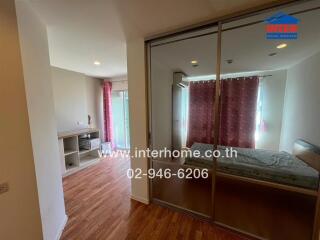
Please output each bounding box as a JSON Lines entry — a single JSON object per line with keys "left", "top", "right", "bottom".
{"left": 219, "top": 76, "right": 259, "bottom": 148}
{"left": 186, "top": 76, "right": 259, "bottom": 148}
{"left": 103, "top": 81, "right": 113, "bottom": 147}
{"left": 186, "top": 81, "right": 215, "bottom": 147}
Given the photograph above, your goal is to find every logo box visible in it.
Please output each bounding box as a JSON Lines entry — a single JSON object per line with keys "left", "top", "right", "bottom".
{"left": 265, "top": 12, "right": 299, "bottom": 40}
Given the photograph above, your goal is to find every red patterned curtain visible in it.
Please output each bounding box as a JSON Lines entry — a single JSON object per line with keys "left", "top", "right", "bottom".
{"left": 219, "top": 76, "right": 259, "bottom": 148}
{"left": 186, "top": 76, "right": 259, "bottom": 148}
{"left": 186, "top": 81, "right": 215, "bottom": 147}
{"left": 103, "top": 81, "right": 113, "bottom": 146}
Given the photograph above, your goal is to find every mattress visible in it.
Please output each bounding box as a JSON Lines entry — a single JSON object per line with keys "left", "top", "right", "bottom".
{"left": 185, "top": 143, "right": 319, "bottom": 190}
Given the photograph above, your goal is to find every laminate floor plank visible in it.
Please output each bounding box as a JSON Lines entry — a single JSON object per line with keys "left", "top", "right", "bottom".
{"left": 61, "top": 157, "right": 248, "bottom": 240}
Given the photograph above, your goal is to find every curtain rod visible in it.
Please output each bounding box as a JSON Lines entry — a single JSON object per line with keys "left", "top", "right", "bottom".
{"left": 188, "top": 74, "right": 272, "bottom": 82}
{"left": 259, "top": 74, "right": 272, "bottom": 78}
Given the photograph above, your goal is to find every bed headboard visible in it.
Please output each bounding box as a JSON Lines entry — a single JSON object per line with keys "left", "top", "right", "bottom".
{"left": 293, "top": 139, "right": 320, "bottom": 172}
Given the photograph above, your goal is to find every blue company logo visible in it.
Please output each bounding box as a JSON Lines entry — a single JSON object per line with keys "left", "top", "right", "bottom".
{"left": 265, "top": 12, "right": 300, "bottom": 40}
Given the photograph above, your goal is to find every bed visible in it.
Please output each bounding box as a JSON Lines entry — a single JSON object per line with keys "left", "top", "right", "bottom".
{"left": 184, "top": 139, "right": 320, "bottom": 240}
{"left": 184, "top": 142, "right": 319, "bottom": 190}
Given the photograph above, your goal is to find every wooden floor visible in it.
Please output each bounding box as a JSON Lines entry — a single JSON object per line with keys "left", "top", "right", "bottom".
{"left": 61, "top": 156, "right": 248, "bottom": 240}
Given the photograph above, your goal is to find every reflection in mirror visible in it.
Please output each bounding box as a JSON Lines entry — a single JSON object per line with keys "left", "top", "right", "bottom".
{"left": 150, "top": 26, "right": 218, "bottom": 216}
{"left": 214, "top": 1, "right": 320, "bottom": 239}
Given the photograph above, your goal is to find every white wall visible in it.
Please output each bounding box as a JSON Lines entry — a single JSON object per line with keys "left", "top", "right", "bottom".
{"left": 0, "top": 1, "right": 43, "bottom": 239}
{"left": 255, "top": 70, "right": 287, "bottom": 151}
{"left": 51, "top": 67, "right": 103, "bottom": 133}
{"left": 280, "top": 51, "right": 320, "bottom": 153}
{"left": 15, "top": 2, "right": 67, "bottom": 240}
{"left": 127, "top": 37, "right": 149, "bottom": 204}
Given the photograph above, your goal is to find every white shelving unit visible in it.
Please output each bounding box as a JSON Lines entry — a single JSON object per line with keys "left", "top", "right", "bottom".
{"left": 58, "top": 128, "right": 101, "bottom": 177}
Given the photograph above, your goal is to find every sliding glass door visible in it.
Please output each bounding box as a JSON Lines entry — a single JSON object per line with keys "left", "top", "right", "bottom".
{"left": 149, "top": 26, "right": 219, "bottom": 217}
{"left": 213, "top": 3, "right": 320, "bottom": 239}
{"left": 111, "top": 90, "right": 130, "bottom": 149}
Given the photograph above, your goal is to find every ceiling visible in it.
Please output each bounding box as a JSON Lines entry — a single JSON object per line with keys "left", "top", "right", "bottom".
{"left": 151, "top": 2, "right": 320, "bottom": 77}
{"left": 29, "top": 0, "right": 126, "bottom": 78}
{"left": 28, "top": 0, "right": 278, "bottom": 78}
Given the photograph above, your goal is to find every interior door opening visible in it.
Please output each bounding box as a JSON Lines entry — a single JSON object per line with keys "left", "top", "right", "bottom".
{"left": 111, "top": 90, "right": 130, "bottom": 149}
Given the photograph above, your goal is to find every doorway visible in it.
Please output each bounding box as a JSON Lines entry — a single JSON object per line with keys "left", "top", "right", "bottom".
{"left": 111, "top": 90, "right": 130, "bottom": 149}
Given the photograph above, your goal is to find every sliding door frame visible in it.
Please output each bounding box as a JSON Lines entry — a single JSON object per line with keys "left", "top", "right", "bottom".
{"left": 145, "top": 0, "right": 316, "bottom": 232}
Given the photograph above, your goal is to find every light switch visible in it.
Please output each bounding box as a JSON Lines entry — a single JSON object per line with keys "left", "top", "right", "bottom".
{"left": 0, "top": 182, "right": 9, "bottom": 195}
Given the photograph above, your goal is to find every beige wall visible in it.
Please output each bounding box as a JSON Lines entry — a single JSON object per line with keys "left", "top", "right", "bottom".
{"left": 151, "top": 60, "right": 173, "bottom": 151}
{"left": 51, "top": 67, "right": 103, "bottom": 134}
{"left": 280, "top": 51, "right": 320, "bottom": 152}
{"left": 86, "top": 75, "right": 104, "bottom": 138}
{"left": 127, "top": 37, "right": 149, "bottom": 203}
{"left": 15, "top": 1, "right": 67, "bottom": 240}
{"left": 0, "top": 1, "right": 43, "bottom": 239}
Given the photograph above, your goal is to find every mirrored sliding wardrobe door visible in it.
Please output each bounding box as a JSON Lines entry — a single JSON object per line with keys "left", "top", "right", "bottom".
{"left": 214, "top": 1, "right": 320, "bottom": 239}
{"left": 149, "top": 26, "right": 219, "bottom": 217}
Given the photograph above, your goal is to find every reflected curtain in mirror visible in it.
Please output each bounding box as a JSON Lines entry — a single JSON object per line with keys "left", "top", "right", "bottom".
{"left": 186, "top": 77, "right": 259, "bottom": 148}
{"left": 219, "top": 76, "right": 259, "bottom": 148}
{"left": 187, "top": 81, "right": 215, "bottom": 147}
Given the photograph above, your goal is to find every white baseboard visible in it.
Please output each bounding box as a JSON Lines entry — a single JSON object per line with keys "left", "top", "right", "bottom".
{"left": 56, "top": 214, "right": 68, "bottom": 240}
{"left": 130, "top": 195, "right": 150, "bottom": 205}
